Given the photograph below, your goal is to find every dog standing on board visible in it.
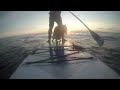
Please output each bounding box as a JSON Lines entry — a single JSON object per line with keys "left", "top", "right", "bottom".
{"left": 52, "top": 25, "right": 67, "bottom": 43}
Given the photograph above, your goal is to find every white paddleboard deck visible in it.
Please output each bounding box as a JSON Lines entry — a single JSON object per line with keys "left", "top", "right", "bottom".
{"left": 10, "top": 41, "right": 120, "bottom": 79}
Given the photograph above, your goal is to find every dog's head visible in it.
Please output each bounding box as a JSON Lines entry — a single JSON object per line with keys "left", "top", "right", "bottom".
{"left": 53, "top": 25, "right": 67, "bottom": 40}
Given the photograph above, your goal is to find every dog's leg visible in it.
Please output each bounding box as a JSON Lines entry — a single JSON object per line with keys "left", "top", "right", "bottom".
{"left": 52, "top": 39, "right": 54, "bottom": 42}
{"left": 62, "top": 35, "right": 65, "bottom": 43}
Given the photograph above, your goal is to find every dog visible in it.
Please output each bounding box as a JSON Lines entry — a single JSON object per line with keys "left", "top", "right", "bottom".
{"left": 52, "top": 25, "right": 67, "bottom": 43}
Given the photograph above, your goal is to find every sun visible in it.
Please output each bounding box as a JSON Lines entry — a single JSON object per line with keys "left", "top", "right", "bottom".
{"left": 63, "top": 19, "right": 82, "bottom": 33}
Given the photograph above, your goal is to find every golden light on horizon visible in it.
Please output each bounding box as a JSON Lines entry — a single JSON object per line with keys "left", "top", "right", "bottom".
{"left": 0, "top": 28, "right": 48, "bottom": 38}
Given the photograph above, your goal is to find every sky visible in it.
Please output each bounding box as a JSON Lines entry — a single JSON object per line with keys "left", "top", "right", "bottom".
{"left": 0, "top": 11, "right": 120, "bottom": 38}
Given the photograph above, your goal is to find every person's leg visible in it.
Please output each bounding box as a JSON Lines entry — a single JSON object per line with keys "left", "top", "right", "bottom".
{"left": 55, "top": 16, "right": 62, "bottom": 42}
{"left": 48, "top": 17, "right": 54, "bottom": 42}
{"left": 55, "top": 16, "right": 62, "bottom": 26}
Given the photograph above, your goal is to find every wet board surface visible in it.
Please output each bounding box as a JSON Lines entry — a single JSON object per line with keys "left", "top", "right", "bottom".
{"left": 10, "top": 41, "right": 120, "bottom": 79}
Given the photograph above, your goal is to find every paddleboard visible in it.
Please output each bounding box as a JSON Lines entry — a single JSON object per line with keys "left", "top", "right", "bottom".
{"left": 10, "top": 40, "right": 120, "bottom": 79}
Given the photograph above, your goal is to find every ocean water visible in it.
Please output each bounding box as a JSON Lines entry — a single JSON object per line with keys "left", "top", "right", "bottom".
{"left": 7, "top": 31, "right": 119, "bottom": 49}
{"left": 68, "top": 31, "right": 120, "bottom": 49}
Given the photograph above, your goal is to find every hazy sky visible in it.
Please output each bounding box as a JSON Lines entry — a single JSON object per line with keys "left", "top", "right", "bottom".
{"left": 0, "top": 11, "right": 120, "bottom": 38}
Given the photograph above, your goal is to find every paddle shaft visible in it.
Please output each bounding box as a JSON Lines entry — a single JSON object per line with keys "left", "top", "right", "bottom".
{"left": 69, "top": 11, "right": 91, "bottom": 32}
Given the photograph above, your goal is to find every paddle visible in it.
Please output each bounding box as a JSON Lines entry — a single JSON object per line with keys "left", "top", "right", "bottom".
{"left": 69, "top": 11, "right": 104, "bottom": 47}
